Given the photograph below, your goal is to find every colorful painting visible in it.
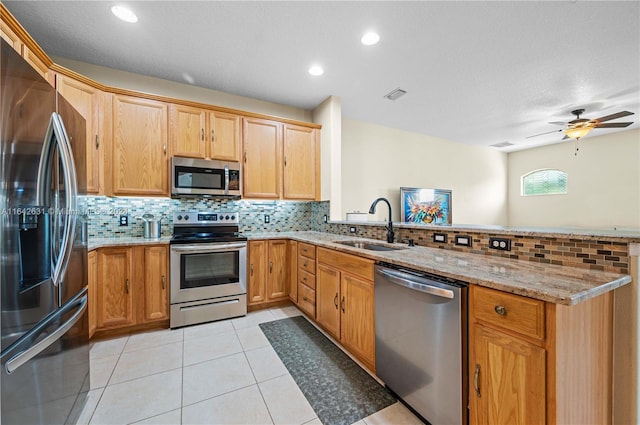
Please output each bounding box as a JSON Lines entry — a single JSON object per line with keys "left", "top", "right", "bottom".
{"left": 401, "top": 187, "right": 452, "bottom": 225}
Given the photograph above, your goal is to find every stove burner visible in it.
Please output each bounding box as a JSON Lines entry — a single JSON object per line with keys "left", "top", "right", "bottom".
{"left": 170, "top": 211, "right": 245, "bottom": 244}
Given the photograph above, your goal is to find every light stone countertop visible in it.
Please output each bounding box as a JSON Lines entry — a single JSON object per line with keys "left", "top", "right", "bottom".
{"left": 88, "top": 236, "right": 171, "bottom": 250}
{"left": 246, "top": 231, "right": 632, "bottom": 306}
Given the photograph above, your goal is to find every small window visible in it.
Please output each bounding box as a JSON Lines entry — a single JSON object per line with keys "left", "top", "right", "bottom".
{"left": 521, "top": 169, "right": 567, "bottom": 196}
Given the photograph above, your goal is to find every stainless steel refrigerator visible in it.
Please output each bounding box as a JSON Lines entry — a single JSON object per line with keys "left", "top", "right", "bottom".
{"left": 1, "top": 39, "right": 90, "bottom": 424}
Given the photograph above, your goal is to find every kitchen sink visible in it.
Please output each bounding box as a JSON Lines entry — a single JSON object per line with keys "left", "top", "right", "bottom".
{"left": 334, "top": 240, "right": 407, "bottom": 251}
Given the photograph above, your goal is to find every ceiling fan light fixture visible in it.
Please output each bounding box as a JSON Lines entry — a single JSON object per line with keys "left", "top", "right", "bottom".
{"left": 111, "top": 5, "right": 138, "bottom": 23}
{"left": 564, "top": 125, "right": 593, "bottom": 140}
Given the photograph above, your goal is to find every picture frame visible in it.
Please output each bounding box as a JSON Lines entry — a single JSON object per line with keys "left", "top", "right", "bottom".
{"left": 400, "top": 187, "right": 452, "bottom": 225}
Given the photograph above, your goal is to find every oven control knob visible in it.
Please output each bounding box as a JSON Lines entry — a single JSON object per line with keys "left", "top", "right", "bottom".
{"left": 225, "top": 215, "right": 230, "bottom": 220}
{"left": 218, "top": 214, "right": 224, "bottom": 220}
{"left": 184, "top": 215, "right": 190, "bottom": 220}
{"left": 231, "top": 215, "right": 235, "bottom": 220}
{"left": 176, "top": 215, "right": 182, "bottom": 221}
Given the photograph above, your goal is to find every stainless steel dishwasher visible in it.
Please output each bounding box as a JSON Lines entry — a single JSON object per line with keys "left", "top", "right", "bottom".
{"left": 375, "top": 263, "right": 468, "bottom": 425}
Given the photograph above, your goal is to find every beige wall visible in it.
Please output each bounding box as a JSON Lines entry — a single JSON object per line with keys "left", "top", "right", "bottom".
{"left": 312, "top": 96, "right": 342, "bottom": 217}
{"left": 507, "top": 129, "right": 640, "bottom": 229}
{"left": 341, "top": 118, "right": 508, "bottom": 224}
{"left": 53, "top": 57, "right": 312, "bottom": 122}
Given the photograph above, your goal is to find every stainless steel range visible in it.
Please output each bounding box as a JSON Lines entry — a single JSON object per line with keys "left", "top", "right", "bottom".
{"left": 169, "top": 211, "right": 247, "bottom": 328}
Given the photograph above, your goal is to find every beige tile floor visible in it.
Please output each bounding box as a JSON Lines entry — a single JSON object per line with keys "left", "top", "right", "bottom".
{"left": 80, "top": 306, "right": 424, "bottom": 425}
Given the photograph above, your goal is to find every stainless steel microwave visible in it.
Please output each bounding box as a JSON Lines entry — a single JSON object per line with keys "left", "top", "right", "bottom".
{"left": 171, "top": 157, "right": 241, "bottom": 197}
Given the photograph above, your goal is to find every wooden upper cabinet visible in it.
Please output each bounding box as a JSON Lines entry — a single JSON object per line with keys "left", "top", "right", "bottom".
{"left": 283, "top": 124, "right": 319, "bottom": 200}
{"left": 243, "top": 117, "right": 282, "bottom": 199}
{"left": 170, "top": 104, "right": 240, "bottom": 161}
{"left": 210, "top": 111, "right": 240, "bottom": 161}
{"left": 57, "top": 75, "right": 103, "bottom": 194}
{"left": 142, "top": 245, "right": 169, "bottom": 323}
{"left": 110, "top": 95, "right": 168, "bottom": 196}
{"left": 170, "top": 104, "right": 207, "bottom": 158}
{"left": 1, "top": 19, "right": 21, "bottom": 52}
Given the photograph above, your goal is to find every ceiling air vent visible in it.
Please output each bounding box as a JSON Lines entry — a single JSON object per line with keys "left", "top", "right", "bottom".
{"left": 384, "top": 88, "right": 407, "bottom": 101}
{"left": 490, "top": 141, "right": 514, "bottom": 148}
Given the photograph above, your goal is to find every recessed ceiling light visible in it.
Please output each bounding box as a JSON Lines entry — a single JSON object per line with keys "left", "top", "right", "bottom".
{"left": 111, "top": 5, "right": 138, "bottom": 23}
{"left": 361, "top": 32, "right": 380, "bottom": 46}
{"left": 308, "top": 65, "right": 324, "bottom": 76}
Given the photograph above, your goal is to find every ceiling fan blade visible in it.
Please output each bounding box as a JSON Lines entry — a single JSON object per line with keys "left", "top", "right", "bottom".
{"left": 595, "top": 122, "right": 634, "bottom": 128}
{"left": 562, "top": 135, "right": 570, "bottom": 140}
{"left": 594, "top": 111, "right": 634, "bottom": 122}
{"left": 548, "top": 121, "right": 566, "bottom": 126}
{"left": 525, "top": 129, "right": 563, "bottom": 139}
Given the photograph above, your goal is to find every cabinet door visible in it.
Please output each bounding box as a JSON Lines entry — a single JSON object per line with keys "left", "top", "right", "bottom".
{"left": 0, "top": 19, "right": 21, "bottom": 52}
{"left": 170, "top": 104, "right": 206, "bottom": 158}
{"left": 242, "top": 117, "right": 281, "bottom": 198}
{"left": 283, "top": 124, "right": 318, "bottom": 200}
{"left": 289, "top": 241, "right": 298, "bottom": 303}
{"left": 97, "top": 248, "right": 134, "bottom": 329}
{"left": 57, "top": 75, "right": 102, "bottom": 194}
{"left": 316, "top": 264, "right": 341, "bottom": 339}
{"left": 143, "top": 246, "right": 169, "bottom": 322}
{"left": 111, "top": 95, "right": 168, "bottom": 195}
{"left": 471, "top": 325, "right": 546, "bottom": 425}
{"left": 341, "top": 273, "right": 375, "bottom": 369}
{"left": 248, "top": 240, "right": 267, "bottom": 305}
{"left": 88, "top": 250, "right": 97, "bottom": 338}
{"left": 210, "top": 111, "right": 240, "bottom": 161}
{"left": 267, "top": 240, "right": 288, "bottom": 300}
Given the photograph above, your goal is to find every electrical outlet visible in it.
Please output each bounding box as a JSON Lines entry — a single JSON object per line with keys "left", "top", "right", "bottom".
{"left": 119, "top": 215, "right": 128, "bottom": 226}
{"left": 323, "top": 214, "right": 328, "bottom": 223}
{"left": 489, "top": 237, "right": 511, "bottom": 251}
{"left": 349, "top": 226, "right": 357, "bottom": 234}
{"left": 264, "top": 214, "right": 270, "bottom": 224}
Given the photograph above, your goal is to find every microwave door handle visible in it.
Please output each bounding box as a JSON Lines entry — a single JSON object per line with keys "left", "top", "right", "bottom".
{"left": 224, "top": 165, "right": 229, "bottom": 195}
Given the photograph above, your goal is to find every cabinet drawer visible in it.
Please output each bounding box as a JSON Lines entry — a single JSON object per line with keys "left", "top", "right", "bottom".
{"left": 298, "top": 255, "right": 316, "bottom": 275}
{"left": 473, "top": 286, "right": 545, "bottom": 340}
{"left": 298, "top": 268, "right": 316, "bottom": 290}
{"left": 317, "top": 247, "right": 374, "bottom": 281}
{"left": 298, "top": 283, "right": 315, "bottom": 318}
{"left": 299, "top": 242, "right": 316, "bottom": 260}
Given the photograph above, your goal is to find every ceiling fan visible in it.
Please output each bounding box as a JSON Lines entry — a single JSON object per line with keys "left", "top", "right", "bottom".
{"left": 526, "top": 109, "right": 635, "bottom": 141}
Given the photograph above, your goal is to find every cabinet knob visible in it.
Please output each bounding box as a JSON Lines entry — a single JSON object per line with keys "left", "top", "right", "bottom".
{"left": 494, "top": 305, "right": 507, "bottom": 316}
{"left": 302, "top": 276, "right": 307, "bottom": 281}
{"left": 303, "top": 296, "right": 309, "bottom": 302}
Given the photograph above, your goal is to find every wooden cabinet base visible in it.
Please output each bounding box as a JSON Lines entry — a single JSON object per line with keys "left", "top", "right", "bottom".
{"left": 92, "top": 320, "right": 169, "bottom": 340}
{"left": 247, "top": 299, "right": 292, "bottom": 313}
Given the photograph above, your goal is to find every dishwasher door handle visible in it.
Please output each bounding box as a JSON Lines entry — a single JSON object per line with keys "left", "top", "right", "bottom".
{"left": 377, "top": 268, "right": 454, "bottom": 299}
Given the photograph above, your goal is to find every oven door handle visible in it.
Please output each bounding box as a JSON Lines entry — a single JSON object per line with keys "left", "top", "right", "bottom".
{"left": 171, "top": 243, "right": 247, "bottom": 253}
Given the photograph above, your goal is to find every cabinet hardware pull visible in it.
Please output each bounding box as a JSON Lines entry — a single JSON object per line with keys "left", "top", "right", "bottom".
{"left": 269, "top": 261, "right": 273, "bottom": 273}
{"left": 334, "top": 293, "right": 338, "bottom": 309}
{"left": 302, "top": 277, "right": 307, "bottom": 281}
{"left": 201, "top": 128, "right": 204, "bottom": 141}
{"left": 284, "top": 156, "right": 287, "bottom": 166}
{"left": 341, "top": 296, "right": 345, "bottom": 312}
{"left": 212, "top": 129, "right": 215, "bottom": 143}
{"left": 163, "top": 144, "right": 167, "bottom": 155}
{"left": 95, "top": 134, "right": 99, "bottom": 149}
{"left": 125, "top": 278, "right": 129, "bottom": 294}
{"left": 494, "top": 305, "right": 507, "bottom": 316}
{"left": 250, "top": 264, "right": 254, "bottom": 276}
{"left": 474, "top": 364, "right": 481, "bottom": 398}
{"left": 244, "top": 152, "right": 247, "bottom": 163}
{"left": 303, "top": 296, "right": 309, "bottom": 302}
{"left": 161, "top": 275, "right": 165, "bottom": 289}
{"left": 303, "top": 262, "right": 307, "bottom": 267}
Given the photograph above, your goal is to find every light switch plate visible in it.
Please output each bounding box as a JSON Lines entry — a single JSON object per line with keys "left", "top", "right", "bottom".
{"left": 455, "top": 235, "right": 472, "bottom": 247}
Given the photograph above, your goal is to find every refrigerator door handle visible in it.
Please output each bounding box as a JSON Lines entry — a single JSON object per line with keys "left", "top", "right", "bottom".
{"left": 36, "top": 112, "right": 78, "bottom": 288}
{"left": 4, "top": 290, "right": 87, "bottom": 374}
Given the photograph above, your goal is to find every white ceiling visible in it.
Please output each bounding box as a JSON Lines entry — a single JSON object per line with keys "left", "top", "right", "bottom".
{"left": 5, "top": 1, "right": 639, "bottom": 152}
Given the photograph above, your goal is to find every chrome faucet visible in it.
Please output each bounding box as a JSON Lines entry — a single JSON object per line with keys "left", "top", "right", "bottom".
{"left": 369, "top": 197, "right": 394, "bottom": 243}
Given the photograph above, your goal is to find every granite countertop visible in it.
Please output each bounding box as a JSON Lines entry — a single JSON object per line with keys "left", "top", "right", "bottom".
{"left": 88, "top": 236, "right": 171, "bottom": 250}
{"left": 246, "top": 231, "right": 632, "bottom": 306}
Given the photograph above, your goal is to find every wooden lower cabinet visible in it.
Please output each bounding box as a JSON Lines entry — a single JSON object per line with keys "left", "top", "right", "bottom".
{"left": 469, "top": 285, "right": 614, "bottom": 425}
{"left": 316, "top": 247, "right": 375, "bottom": 371}
{"left": 93, "top": 245, "right": 169, "bottom": 335}
{"left": 248, "top": 240, "right": 289, "bottom": 306}
{"left": 289, "top": 241, "right": 298, "bottom": 303}
{"left": 88, "top": 250, "right": 98, "bottom": 338}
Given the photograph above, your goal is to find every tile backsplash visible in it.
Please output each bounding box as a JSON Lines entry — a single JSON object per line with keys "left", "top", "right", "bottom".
{"left": 83, "top": 196, "right": 328, "bottom": 238}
